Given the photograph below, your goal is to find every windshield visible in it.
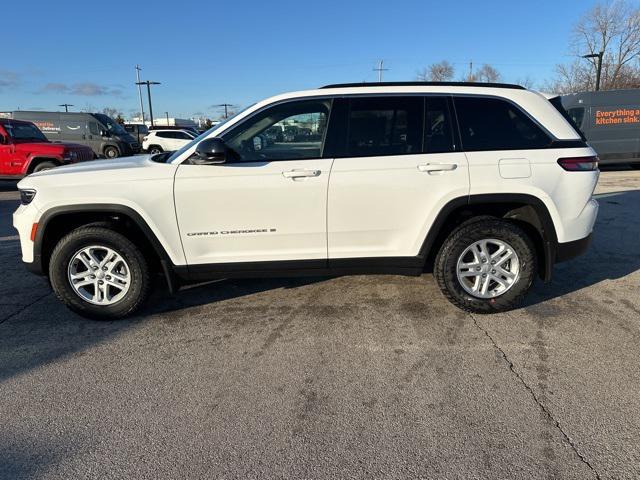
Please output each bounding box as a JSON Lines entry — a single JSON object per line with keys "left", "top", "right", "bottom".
{"left": 166, "top": 105, "right": 254, "bottom": 163}
{"left": 4, "top": 122, "right": 48, "bottom": 142}
{"left": 93, "top": 113, "right": 127, "bottom": 136}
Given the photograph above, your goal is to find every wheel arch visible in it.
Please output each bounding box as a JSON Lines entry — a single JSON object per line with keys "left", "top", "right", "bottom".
{"left": 420, "top": 194, "right": 558, "bottom": 281}
{"left": 26, "top": 157, "right": 62, "bottom": 174}
{"left": 33, "top": 204, "right": 176, "bottom": 287}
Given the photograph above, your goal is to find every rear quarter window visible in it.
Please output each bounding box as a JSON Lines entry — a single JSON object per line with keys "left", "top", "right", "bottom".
{"left": 454, "top": 96, "right": 551, "bottom": 151}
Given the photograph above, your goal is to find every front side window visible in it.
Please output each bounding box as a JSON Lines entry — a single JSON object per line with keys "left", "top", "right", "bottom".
{"left": 175, "top": 131, "right": 192, "bottom": 140}
{"left": 454, "top": 96, "right": 551, "bottom": 151}
{"left": 89, "top": 122, "right": 100, "bottom": 135}
{"left": 345, "top": 96, "right": 424, "bottom": 157}
{"left": 222, "top": 99, "right": 330, "bottom": 162}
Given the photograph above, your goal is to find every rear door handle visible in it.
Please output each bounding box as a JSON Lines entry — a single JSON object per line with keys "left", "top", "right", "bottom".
{"left": 417, "top": 163, "right": 458, "bottom": 173}
{"left": 282, "top": 169, "right": 321, "bottom": 178}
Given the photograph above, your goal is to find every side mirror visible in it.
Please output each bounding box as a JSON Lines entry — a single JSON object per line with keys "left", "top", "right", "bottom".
{"left": 192, "top": 137, "right": 230, "bottom": 165}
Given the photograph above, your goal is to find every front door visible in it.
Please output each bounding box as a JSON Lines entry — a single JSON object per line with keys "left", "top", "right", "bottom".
{"left": 174, "top": 99, "right": 333, "bottom": 265}
{"left": 326, "top": 95, "right": 470, "bottom": 260}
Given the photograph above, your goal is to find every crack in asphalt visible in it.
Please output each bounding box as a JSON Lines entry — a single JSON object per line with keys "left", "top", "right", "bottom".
{"left": 470, "top": 313, "right": 602, "bottom": 480}
{"left": 0, "top": 292, "right": 51, "bottom": 326}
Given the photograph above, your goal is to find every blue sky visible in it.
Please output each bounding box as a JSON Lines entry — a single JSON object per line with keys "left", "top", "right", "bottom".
{"left": 1, "top": 0, "right": 612, "bottom": 119}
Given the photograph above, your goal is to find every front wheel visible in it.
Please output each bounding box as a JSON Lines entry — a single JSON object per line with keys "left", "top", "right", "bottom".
{"left": 49, "top": 226, "right": 151, "bottom": 319}
{"left": 32, "top": 161, "right": 58, "bottom": 173}
{"left": 104, "top": 146, "right": 119, "bottom": 159}
{"left": 434, "top": 219, "right": 537, "bottom": 314}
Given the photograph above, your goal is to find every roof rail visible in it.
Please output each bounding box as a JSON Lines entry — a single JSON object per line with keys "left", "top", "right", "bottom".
{"left": 320, "top": 81, "right": 526, "bottom": 90}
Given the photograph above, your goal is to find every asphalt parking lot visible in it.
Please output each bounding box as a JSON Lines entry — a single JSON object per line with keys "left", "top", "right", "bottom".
{"left": 1, "top": 171, "right": 639, "bottom": 479}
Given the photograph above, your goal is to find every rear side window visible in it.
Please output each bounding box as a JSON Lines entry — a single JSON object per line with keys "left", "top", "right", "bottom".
{"left": 454, "top": 96, "right": 550, "bottom": 151}
{"left": 567, "top": 107, "right": 585, "bottom": 129}
{"left": 156, "top": 131, "right": 172, "bottom": 138}
{"left": 424, "top": 97, "right": 455, "bottom": 153}
{"left": 345, "top": 96, "right": 424, "bottom": 157}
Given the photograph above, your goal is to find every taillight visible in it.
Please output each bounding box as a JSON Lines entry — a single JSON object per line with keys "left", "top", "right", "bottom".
{"left": 142, "top": 136, "right": 148, "bottom": 142}
{"left": 557, "top": 156, "right": 599, "bottom": 171}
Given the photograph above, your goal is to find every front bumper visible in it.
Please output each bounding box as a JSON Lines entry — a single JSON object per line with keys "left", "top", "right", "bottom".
{"left": 12, "top": 202, "right": 40, "bottom": 265}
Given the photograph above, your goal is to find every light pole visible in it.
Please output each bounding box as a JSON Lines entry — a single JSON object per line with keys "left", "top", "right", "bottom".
{"left": 59, "top": 103, "right": 73, "bottom": 112}
{"left": 165, "top": 111, "right": 170, "bottom": 125}
{"left": 582, "top": 51, "right": 604, "bottom": 91}
{"left": 136, "top": 81, "right": 161, "bottom": 126}
{"left": 135, "top": 65, "right": 145, "bottom": 123}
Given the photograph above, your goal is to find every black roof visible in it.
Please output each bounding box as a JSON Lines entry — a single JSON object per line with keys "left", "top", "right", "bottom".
{"left": 320, "top": 81, "right": 526, "bottom": 90}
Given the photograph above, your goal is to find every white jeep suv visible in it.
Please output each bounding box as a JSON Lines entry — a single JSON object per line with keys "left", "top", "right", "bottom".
{"left": 13, "top": 82, "right": 599, "bottom": 319}
{"left": 142, "top": 129, "right": 196, "bottom": 154}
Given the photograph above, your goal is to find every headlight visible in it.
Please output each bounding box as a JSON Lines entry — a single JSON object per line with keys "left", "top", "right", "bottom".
{"left": 19, "top": 189, "right": 36, "bottom": 205}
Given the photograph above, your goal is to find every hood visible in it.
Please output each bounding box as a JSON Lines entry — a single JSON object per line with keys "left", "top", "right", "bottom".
{"left": 29, "top": 154, "right": 152, "bottom": 177}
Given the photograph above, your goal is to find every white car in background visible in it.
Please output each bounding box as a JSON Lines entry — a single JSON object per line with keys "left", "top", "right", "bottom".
{"left": 142, "top": 129, "right": 197, "bottom": 154}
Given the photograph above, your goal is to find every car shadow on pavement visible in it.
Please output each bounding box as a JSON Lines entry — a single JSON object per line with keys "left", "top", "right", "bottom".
{"left": 0, "top": 273, "right": 323, "bottom": 385}
{"left": 525, "top": 189, "right": 640, "bottom": 307}
{"left": 146, "top": 276, "right": 326, "bottom": 316}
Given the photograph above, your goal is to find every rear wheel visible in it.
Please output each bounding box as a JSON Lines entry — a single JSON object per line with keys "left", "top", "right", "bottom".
{"left": 32, "top": 161, "right": 58, "bottom": 173}
{"left": 148, "top": 145, "right": 163, "bottom": 155}
{"left": 104, "top": 146, "right": 119, "bottom": 159}
{"left": 435, "top": 218, "right": 537, "bottom": 314}
{"left": 49, "top": 226, "right": 151, "bottom": 319}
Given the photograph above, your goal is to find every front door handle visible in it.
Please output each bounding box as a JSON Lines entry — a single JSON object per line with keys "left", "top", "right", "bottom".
{"left": 282, "top": 169, "right": 321, "bottom": 179}
{"left": 417, "top": 163, "right": 458, "bottom": 173}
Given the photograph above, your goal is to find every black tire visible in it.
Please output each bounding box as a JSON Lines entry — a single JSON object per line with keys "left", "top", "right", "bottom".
{"left": 104, "top": 146, "right": 119, "bottom": 159}
{"left": 49, "top": 226, "right": 151, "bottom": 320}
{"left": 148, "top": 145, "right": 163, "bottom": 155}
{"left": 434, "top": 218, "right": 537, "bottom": 314}
{"left": 32, "top": 161, "right": 58, "bottom": 173}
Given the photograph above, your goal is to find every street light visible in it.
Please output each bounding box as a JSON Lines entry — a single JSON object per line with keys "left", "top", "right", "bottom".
{"left": 59, "top": 103, "right": 73, "bottom": 112}
{"left": 136, "top": 80, "right": 161, "bottom": 126}
{"left": 582, "top": 51, "right": 604, "bottom": 91}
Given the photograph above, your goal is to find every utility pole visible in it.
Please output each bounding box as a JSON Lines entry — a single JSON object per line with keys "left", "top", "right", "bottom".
{"left": 216, "top": 103, "right": 233, "bottom": 119}
{"left": 59, "top": 103, "right": 73, "bottom": 112}
{"left": 373, "top": 60, "right": 389, "bottom": 82}
{"left": 165, "top": 111, "right": 170, "bottom": 125}
{"left": 468, "top": 60, "right": 473, "bottom": 82}
{"left": 135, "top": 65, "right": 146, "bottom": 123}
{"left": 582, "top": 51, "right": 604, "bottom": 91}
{"left": 136, "top": 80, "right": 161, "bottom": 127}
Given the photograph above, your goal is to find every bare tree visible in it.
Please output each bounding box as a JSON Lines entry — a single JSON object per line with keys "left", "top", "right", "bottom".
{"left": 515, "top": 75, "right": 536, "bottom": 89}
{"left": 101, "top": 107, "right": 122, "bottom": 118}
{"left": 475, "top": 64, "right": 501, "bottom": 83}
{"left": 547, "top": 0, "right": 640, "bottom": 93}
{"left": 417, "top": 60, "right": 455, "bottom": 81}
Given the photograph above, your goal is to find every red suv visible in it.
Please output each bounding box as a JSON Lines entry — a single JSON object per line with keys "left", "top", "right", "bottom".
{"left": 0, "top": 119, "right": 95, "bottom": 179}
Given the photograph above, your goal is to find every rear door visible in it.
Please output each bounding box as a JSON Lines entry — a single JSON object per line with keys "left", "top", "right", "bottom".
{"left": 325, "top": 95, "right": 469, "bottom": 261}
